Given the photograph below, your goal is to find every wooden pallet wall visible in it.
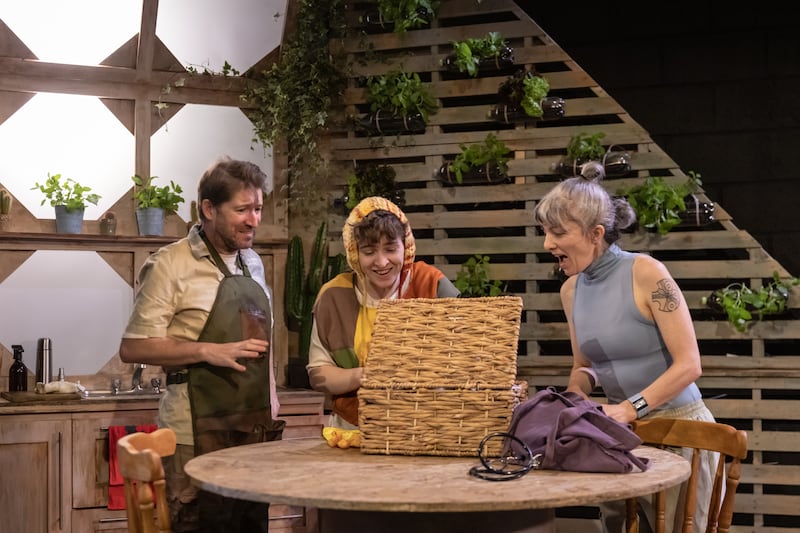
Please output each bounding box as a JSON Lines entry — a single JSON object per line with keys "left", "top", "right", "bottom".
{"left": 321, "top": 1, "right": 800, "bottom": 530}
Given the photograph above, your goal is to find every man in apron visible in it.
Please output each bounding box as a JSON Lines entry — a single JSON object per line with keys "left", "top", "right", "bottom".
{"left": 120, "top": 157, "right": 284, "bottom": 532}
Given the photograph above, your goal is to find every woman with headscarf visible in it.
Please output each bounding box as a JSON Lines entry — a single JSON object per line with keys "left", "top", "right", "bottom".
{"left": 306, "top": 197, "right": 460, "bottom": 429}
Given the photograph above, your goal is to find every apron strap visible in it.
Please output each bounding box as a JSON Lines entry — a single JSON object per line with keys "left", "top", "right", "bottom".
{"left": 198, "top": 228, "right": 250, "bottom": 278}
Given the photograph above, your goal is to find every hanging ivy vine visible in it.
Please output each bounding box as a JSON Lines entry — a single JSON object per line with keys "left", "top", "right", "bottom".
{"left": 242, "top": 0, "right": 347, "bottom": 219}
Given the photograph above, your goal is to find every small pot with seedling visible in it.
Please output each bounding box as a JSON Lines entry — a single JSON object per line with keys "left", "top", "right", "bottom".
{"left": 438, "top": 133, "right": 511, "bottom": 186}
{"left": 31, "top": 172, "right": 101, "bottom": 234}
{"left": 490, "top": 69, "right": 564, "bottom": 124}
{"left": 553, "top": 132, "right": 631, "bottom": 179}
{"left": 441, "top": 32, "right": 514, "bottom": 76}
{"left": 701, "top": 272, "right": 800, "bottom": 332}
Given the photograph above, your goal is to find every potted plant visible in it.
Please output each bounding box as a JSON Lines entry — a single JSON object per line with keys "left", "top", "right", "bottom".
{"left": 490, "top": 69, "right": 564, "bottom": 124}
{"left": 553, "top": 132, "right": 632, "bottom": 179}
{"left": 31, "top": 172, "right": 101, "bottom": 234}
{"left": 453, "top": 254, "right": 506, "bottom": 297}
{"left": 357, "top": 69, "right": 438, "bottom": 136}
{"left": 361, "top": 0, "right": 439, "bottom": 33}
{"left": 0, "top": 188, "right": 12, "bottom": 231}
{"left": 284, "top": 221, "right": 348, "bottom": 387}
{"left": 438, "top": 133, "right": 512, "bottom": 186}
{"left": 334, "top": 164, "right": 405, "bottom": 215}
{"left": 441, "top": 32, "right": 514, "bottom": 77}
{"left": 701, "top": 272, "right": 800, "bottom": 332}
{"left": 131, "top": 174, "right": 185, "bottom": 236}
{"left": 617, "top": 170, "right": 713, "bottom": 234}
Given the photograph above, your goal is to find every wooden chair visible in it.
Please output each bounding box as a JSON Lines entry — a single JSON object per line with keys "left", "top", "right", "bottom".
{"left": 117, "top": 427, "right": 177, "bottom": 533}
{"left": 625, "top": 418, "right": 748, "bottom": 533}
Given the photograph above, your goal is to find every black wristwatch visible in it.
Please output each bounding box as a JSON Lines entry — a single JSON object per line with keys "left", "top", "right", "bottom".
{"left": 627, "top": 393, "right": 650, "bottom": 419}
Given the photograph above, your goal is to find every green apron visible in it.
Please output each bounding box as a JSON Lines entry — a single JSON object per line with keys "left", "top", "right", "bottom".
{"left": 188, "top": 231, "right": 285, "bottom": 532}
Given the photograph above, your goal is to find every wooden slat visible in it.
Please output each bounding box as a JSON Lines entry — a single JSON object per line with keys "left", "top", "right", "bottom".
{"left": 324, "top": 3, "right": 800, "bottom": 525}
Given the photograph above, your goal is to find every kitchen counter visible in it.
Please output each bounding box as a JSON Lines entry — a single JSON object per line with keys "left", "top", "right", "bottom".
{"left": 0, "top": 387, "right": 324, "bottom": 415}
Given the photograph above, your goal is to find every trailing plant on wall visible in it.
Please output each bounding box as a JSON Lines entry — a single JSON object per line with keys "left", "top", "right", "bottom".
{"left": 242, "top": 0, "right": 347, "bottom": 219}
{"left": 701, "top": 272, "right": 800, "bottom": 332}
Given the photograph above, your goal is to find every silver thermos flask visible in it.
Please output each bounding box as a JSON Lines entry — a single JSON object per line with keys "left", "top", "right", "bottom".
{"left": 36, "top": 337, "right": 53, "bottom": 385}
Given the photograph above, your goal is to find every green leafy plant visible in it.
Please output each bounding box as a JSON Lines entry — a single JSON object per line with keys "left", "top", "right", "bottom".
{"left": 447, "top": 133, "right": 511, "bottom": 184}
{"left": 617, "top": 171, "right": 703, "bottom": 235}
{"left": 345, "top": 164, "right": 403, "bottom": 210}
{"left": 453, "top": 254, "right": 505, "bottom": 297}
{"left": 242, "top": 0, "right": 347, "bottom": 217}
{"left": 366, "top": 70, "right": 438, "bottom": 122}
{"left": 0, "top": 188, "right": 12, "bottom": 215}
{"left": 375, "top": 0, "right": 440, "bottom": 33}
{"left": 498, "top": 69, "right": 551, "bottom": 118}
{"left": 566, "top": 132, "right": 607, "bottom": 161}
{"left": 701, "top": 272, "right": 800, "bottom": 332}
{"left": 31, "top": 172, "right": 100, "bottom": 212}
{"left": 285, "top": 221, "right": 348, "bottom": 359}
{"left": 446, "top": 32, "right": 509, "bottom": 77}
{"left": 131, "top": 175, "right": 185, "bottom": 212}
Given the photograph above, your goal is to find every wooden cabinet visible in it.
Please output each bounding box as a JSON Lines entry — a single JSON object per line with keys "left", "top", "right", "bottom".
{"left": 71, "top": 409, "right": 160, "bottom": 531}
{"left": 0, "top": 388, "right": 325, "bottom": 532}
{"left": 0, "top": 414, "right": 72, "bottom": 533}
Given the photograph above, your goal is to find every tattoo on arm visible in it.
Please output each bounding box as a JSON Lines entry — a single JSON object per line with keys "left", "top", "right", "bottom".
{"left": 651, "top": 279, "right": 680, "bottom": 312}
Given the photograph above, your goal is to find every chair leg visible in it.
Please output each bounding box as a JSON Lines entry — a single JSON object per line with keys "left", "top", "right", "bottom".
{"left": 625, "top": 498, "right": 639, "bottom": 533}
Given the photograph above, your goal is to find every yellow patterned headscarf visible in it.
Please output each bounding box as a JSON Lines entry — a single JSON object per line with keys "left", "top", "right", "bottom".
{"left": 342, "top": 196, "right": 416, "bottom": 285}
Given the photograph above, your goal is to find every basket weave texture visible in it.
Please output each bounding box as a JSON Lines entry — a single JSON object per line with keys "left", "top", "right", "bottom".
{"left": 358, "top": 296, "right": 524, "bottom": 456}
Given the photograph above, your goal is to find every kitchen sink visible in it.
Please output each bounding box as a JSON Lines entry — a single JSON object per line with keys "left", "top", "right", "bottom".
{"left": 80, "top": 388, "right": 163, "bottom": 400}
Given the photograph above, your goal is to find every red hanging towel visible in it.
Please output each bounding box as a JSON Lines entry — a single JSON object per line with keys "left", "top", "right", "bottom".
{"left": 107, "top": 424, "right": 159, "bottom": 510}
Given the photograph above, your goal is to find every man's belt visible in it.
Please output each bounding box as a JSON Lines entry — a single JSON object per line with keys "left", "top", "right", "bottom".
{"left": 166, "top": 372, "right": 188, "bottom": 385}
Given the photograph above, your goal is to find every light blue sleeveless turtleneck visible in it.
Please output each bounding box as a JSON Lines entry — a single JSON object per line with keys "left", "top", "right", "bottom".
{"left": 573, "top": 244, "right": 700, "bottom": 409}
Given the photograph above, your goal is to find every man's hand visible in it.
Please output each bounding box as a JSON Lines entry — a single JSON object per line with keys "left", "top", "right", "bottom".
{"left": 205, "top": 338, "right": 269, "bottom": 371}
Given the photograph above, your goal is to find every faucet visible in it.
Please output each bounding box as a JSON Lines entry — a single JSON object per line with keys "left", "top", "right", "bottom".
{"left": 131, "top": 363, "right": 146, "bottom": 391}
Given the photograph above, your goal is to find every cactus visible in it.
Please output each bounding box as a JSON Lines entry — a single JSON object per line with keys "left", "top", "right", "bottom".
{"left": 285, "top": 221, "right": 348, "bottom": 359}
{"left": 0, "top": 189, "right": 12, "bottom": 215}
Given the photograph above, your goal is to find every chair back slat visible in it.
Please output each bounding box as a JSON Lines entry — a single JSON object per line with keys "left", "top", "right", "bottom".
{"left": 625, "top": 418, "right": 748, "bottom": 533}
{"left": 117, "top": 427, "right": 177, "bottom": 533}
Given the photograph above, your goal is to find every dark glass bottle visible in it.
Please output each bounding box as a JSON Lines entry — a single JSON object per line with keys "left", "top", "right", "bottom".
{"left": 9, "top": 344, "right": 28, "bottom": 392}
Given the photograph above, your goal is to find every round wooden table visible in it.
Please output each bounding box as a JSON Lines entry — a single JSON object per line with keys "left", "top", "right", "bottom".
{"left": 185, "top": 438, "right": 690, "bottom": 533}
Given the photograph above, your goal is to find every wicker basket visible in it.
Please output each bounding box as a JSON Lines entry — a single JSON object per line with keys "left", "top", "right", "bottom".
{"left": 358, "top": 296, "right": 525, "bottom": 456}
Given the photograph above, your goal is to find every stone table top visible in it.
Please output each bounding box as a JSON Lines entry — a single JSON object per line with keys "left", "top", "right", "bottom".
{"left": 185, "top": 438, "right": 690, "bottom": 513}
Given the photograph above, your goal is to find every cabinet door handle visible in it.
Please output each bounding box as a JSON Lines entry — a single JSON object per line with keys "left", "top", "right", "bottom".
{"left": 57, "top": 431, "right": 62, "bottom": 529}
{"left": 99, "top": 517, "right": 128, "bottom": 523}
